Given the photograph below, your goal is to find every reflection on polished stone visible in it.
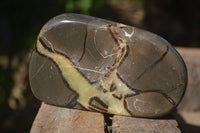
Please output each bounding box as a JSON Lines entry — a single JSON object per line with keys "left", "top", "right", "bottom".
{"left": 29, "top": 13, "right": 187, "bottom": 118}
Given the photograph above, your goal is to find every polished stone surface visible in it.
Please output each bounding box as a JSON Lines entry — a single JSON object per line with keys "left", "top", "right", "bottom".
{"left": 29, "top": 13, "right": 187, "bottom": 118}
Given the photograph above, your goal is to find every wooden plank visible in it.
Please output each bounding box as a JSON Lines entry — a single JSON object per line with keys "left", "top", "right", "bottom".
{"left": 112, "top": 115, "right": 180, "bottom": 133}
{"left": 176, "top": 47, "right": 200, "bottom": 113}
{"left": 176, "top": 47, "right": 200, "bottom": 132}
{"left": 176, "top": 47, "right": 200, "bottom": 58}
{"left": 30, "top": 103, "right": 104, "bottom": 133}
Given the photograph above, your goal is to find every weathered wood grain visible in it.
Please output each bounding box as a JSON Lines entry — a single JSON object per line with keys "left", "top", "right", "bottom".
{"left": 177, "top": 47, "right": 200, "bottom": 112}
{"left": 30, "top": 103, "right": 104, "bottom": 133}
{"left": 112, "top": 115, "right": 180, "bottom": 133}
{"left": 176, "top": 47, "right": 200, "bottom": 131}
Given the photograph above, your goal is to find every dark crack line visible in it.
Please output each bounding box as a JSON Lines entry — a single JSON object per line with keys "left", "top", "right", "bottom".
{"left": 140, "top": 89, "right": 176, "bottom": 106}
{"left": 133, "top": 46, "right": 169, "bottom": 83}
{"left": 78, "top": 29, "right": 88, "bottom": 62}
{"left": 107, "top": 24, "right": 120, "bottom": 47}
{"left": 128, "top": 89, "right": 176, "bottom": 106}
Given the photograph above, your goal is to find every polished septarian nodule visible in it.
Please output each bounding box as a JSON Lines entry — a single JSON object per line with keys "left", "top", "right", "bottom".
{"left": 29, "top": 13, "right": 187, "bottom": 118}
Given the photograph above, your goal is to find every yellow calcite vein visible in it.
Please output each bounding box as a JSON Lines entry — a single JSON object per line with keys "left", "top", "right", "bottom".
{"left": 36, "top": 28, "right": 134, "bottom": 116}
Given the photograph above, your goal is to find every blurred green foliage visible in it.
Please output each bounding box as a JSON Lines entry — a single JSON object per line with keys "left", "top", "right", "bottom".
{"left": 65, "top": 0, "right": 92, "bottom": 14}
{"left": 65, "top": 0, "right": 106, "bottom": 14}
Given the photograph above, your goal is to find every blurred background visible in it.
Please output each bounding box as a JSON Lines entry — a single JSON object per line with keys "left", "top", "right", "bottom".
{"left": 0, "top": 0, "right": 199, "bottom": 132}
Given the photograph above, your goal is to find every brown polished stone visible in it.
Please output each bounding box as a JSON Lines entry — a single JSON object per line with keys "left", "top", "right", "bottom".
{"left": 29, "top": 13, "right": 187, "bottom": 118}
